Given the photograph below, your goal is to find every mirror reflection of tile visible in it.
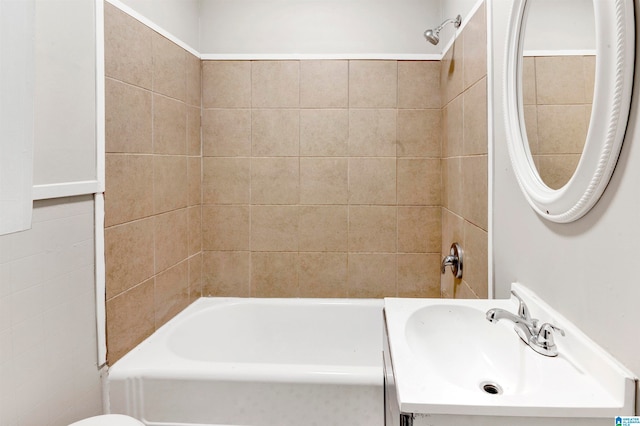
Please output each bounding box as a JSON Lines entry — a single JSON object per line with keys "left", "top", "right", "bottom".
{"left": 522, "top": 55, "right": 595, "bottom": 189}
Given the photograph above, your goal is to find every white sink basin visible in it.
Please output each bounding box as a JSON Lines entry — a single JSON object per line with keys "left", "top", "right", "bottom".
{"left": 384, "top": 283, "right": 636, "bottom": 417}
{"left": 404, "top": 304, "right": 543, "bottom": 395}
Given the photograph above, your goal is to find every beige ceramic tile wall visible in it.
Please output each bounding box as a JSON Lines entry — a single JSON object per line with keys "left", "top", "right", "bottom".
{"left": 201, "top": 59, "right": 442, "bottom": 299}
{"left": 102, "top": 2, "right": 491, "bottom": 363}
{"left": 103, "top": 3, "right": 202, "bottom": 365}
{"left": 441, "top": 3, "right": 489, "bottom": 299}
{"left": 523, "top": 55, "right": 594, "bottom": 189}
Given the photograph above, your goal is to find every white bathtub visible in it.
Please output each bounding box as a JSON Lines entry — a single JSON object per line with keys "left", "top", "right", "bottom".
{"left": 108, "top": 297, "right": 384, "bottom": 426}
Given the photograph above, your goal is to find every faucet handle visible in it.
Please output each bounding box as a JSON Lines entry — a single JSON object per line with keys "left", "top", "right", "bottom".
{"left": 532, "top": 323, "right": 565, "bottom": 356}
{"left": 511, "top": 290, "right": 531, "bottom": 321}
{"left": 441, "top": 243, "right": 463, "bottom": 278}
{"left": 537, "top": 323, "right": 565, "bottom": 340}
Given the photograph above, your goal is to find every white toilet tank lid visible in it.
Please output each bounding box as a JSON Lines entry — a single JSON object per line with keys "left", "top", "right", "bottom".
{"left": 68, "top": 414, "right": 144, "bottom": 426}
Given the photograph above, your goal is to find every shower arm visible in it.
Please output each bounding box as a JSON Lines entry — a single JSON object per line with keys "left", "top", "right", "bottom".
{"left": 424, "top": 14, "right": 462, "bottom": 39}
{"left": 436, "top": 16, "right": 461, "bottom": 33}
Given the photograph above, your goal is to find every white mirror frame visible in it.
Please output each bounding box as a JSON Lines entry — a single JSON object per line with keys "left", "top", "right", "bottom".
{"left": 504, "top": 0, "right": 635, "bottom": 223}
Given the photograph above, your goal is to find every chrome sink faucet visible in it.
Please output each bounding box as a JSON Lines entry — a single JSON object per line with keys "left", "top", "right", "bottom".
{"left": 486, "top": 291, "right": 565, "bottom": 357}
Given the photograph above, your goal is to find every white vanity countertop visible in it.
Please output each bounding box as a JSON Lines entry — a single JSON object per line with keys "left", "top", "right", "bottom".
{"left": 383, "top": 283, "right": 636, "bottom": 417}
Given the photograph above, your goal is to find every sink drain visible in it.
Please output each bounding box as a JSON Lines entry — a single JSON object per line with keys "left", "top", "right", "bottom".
{"left": 480, "top": 382, "right": 503, "bottom": 395}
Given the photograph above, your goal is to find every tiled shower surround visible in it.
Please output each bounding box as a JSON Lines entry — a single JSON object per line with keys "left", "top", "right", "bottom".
{"left": 440, "top": 3, "right": 488, "bottom": 299}
{"left": 200, "top": 59, "right": 443, "bottom": 300}
{"left": 104, "top": 3, "right": 203, "bottom": 364}
{"left": 104, "top": 2, "right": 488, "bottom": 364}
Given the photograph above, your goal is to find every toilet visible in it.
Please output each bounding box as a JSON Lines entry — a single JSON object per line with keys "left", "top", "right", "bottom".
{"left": 69, "top": 414, "right": 144, "bottom": 426}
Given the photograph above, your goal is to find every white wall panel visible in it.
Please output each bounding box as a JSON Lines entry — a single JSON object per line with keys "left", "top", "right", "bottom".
{"left": 0, "top": 0, "right": 34, "bottom": 235}
{"left": 0, "top": 196, "right": 102, "bottom": 425}
{"left": 33, "top": 0, "right": 97, "bottom": 188}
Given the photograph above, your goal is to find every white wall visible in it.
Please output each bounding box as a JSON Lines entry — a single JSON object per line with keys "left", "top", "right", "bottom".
{"left": 110, "top": 0, "right": 488, "bottom": 57}
{"left": 523, "top": 0, "right": 595, "bottom": 53}
{"left": 199, "top": 0, "right": 441, "bottom": 56}
{"left": 33, "top": 0, "right": 97, "bottom": 188}
{"left": 115, "top": 0, "right": 201, "bottom": 51}
{"left": 0, "top": 0, "right": 34, "bottom": 235}
{"left": 0, "top": 196, "right": 102, "bottom": 425}
{"left": 2, "top": 0, "right": 104, "bottom": 232}
{"left": 491, "top": 0, "right": 640, "bottom": 383}
{"left": 443, "top": 0, "right": 483, "bottom": 30}
{"left": 0, "top": 1, "right": 104, "bottom": 423}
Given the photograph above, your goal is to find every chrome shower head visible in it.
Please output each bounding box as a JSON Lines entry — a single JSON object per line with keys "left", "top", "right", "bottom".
{"left": 423, "top": 29, "right": 439, "bottom": 45}
{"left": 423, "top": 14, "right": 462, "bottom": 45}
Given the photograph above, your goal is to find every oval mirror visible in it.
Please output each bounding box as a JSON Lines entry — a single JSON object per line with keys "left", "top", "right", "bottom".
{"left": 504, "top": 0, "right": 635, "bottom": 223}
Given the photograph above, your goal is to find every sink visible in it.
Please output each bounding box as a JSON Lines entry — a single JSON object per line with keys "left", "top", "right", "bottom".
{"left": 384, "top": 283, "right": 637, "bottom": 418}
{"left": 404, "top": 304, "right": 542, "bottom": 395}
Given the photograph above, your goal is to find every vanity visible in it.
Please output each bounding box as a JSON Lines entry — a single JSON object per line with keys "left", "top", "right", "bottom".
{"left": 382, "top": 284, "right": 637, "bottom": 426}
{"left": 380, "top": 0, "right": 639, "bottom": 422}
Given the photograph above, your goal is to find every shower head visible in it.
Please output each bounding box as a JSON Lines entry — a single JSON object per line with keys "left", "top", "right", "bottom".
{"left": 423, "top": 29, "right": 440, "bottom": 45}
{"left": 423, "top": 14, "right": 462, "bottom": 45}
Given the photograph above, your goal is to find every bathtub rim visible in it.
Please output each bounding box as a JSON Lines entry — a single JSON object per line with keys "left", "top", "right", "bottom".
{"left": 108, "top": 297, "right": 384, "bottom": 387}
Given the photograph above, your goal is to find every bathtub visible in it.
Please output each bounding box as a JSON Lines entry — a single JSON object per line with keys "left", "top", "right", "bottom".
{"left": 108, "top": 297, "right": 384, "bottom": 426}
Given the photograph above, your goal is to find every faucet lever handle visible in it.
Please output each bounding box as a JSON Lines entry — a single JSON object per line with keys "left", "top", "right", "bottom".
{"left": 535, "top": 323, "right": 565, "bottom": 347}
{"left": 511, "top": 290, "right": 531, "bottom": 321}
{"left": 538, "top": 323, "right": 565, "bottom": 337}
{"left": 530, "top": 323, "right": 565, "bottom": 357}
{"left": 441, "top": 243, "right": 463, "bottom": 279}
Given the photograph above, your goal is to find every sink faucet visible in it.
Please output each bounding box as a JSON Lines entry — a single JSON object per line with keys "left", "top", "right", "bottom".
{"left": 486, "top": 290, "right": 564, "bottom": 357}
{"left": 486, "top": 290, "right": 538, "bottom": 341}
